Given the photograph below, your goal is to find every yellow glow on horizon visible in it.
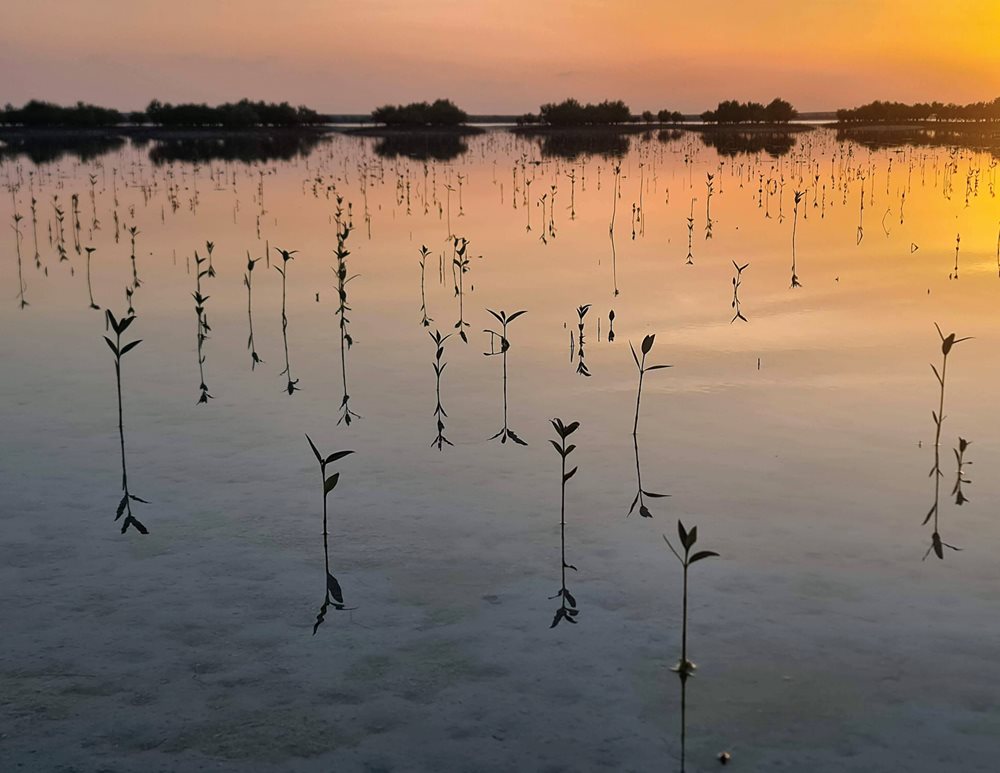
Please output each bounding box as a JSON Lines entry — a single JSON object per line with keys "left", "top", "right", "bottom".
{"left": 0, "top": 0, "right": 998, "bottom": 111}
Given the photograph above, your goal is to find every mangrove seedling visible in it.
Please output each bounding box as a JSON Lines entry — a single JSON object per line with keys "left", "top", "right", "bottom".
{"left": 663, "top": 521, "right": 719, "bottom": 773}
{"left": 731, "top": 261, "right": 748, "bottom": 323}
{"left": 193, "top": 251, "right": 213, "bottom": 404}
{"left": 452, "top": 236, "right": 472, "bottom": 343}
{"left": 485, "top": 308, "right": 527, "bottom": 445}
{"left": 12, "top": 211, "right": 27, "bottom": 308}
{"left": 105, "top": 310, "right": 148, "bottom": 535}
{"left": 549, "top": 418, "right": 580, "bottom": 628}
{"left": 791, "top": 190, "right": 804, "bottom": 288}
{"left": 333, "top": 199, "right": 360, "bottom": 423}
{"left": 663, "top": 521, "right": 719, "bottom": 677}
{"left": 630, "top": 334, "right": 672, "bottom": 436}
{"left": 923, "top": 324, "right": 971, "bottom": 559}
{"left": 274, "top": 246, "right": 299, "bottom": 395}
{"left": 419, "top": 245, "right": 433, "bottom": 327}
{"left": 305, "top": 435, "right": 354, "bottom": 634}
{"left": 244, "top": 252, "right": 263, "bottom": 369}
{"left": 430, "top": 329, "right": 452, "bottom": 449}
{"left": 575, "top": 304, "right": 592, "bottom": 377}
{"left": 663, "top": 520, "right": 719, "bottom": 773}
{"left": 127, "top": 225, "right": 141, "bottom": 288}
{"left": 953, "top": 437, "right": 971, "bottom": 506}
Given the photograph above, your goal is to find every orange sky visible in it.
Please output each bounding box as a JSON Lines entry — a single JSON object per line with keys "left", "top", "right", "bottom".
{"left": 2, "top": 0, "right": 999, "bottom": 113}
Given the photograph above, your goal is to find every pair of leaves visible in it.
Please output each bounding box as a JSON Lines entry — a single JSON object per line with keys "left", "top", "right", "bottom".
{"left": 550, "top": 587, "right": 578, "bottom": 608}
{"left": 305, "top": 434, "right": 355, "bottom": 469}
{"left": 550, "top": 418, "right": 580, "bottom": 439}
{"left": 550, "top": 606, "right": 580, "bottom": 628}
{"left": 121, "top": 514, "right": 148, "bottom": 535}
{"left": 548, "top": 440, "right": 576, "bottom": 458}
{"left": 487, "top": 309, "right": 527, "bottom": 326}
{"left": 105, "top": 310, "right": 135, "bottom": 337}
{"left": 934, "top": 323, "right": 972, "bottom": 355}
{"left": 104, "top": 336, "right": 141, "bottom": 359}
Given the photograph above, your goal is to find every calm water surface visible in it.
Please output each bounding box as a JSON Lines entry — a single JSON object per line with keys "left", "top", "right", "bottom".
{"left": 2, "top": 128, "right": 999, "bottom": 771}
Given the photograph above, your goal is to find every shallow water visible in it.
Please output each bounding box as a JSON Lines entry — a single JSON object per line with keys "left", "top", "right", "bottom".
{"left": 2, "top": 128, "right": 1000, "bottom": 771}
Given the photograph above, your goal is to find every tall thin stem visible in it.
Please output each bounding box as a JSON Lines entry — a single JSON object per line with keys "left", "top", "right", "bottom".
{"left": 633, "top": 354, "right": 645, "bottom": 436}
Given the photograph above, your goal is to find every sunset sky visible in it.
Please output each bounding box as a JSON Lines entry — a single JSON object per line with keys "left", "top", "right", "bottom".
{"left": 2, "top": 0, "right": 999, "bottom": 113}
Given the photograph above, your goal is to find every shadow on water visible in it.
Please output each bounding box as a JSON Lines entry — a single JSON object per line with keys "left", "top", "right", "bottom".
{"left": 0, "top": 133, "right": 126, "bottom": 164}
{"left": 698, "top": 130, "right": 796, "bottom": 158}
{"left": 837, "top": 125, "right": 1000, "bottom": 156}
{"left": 372, "top": 132, "right": 469, "bottom": 161}
{"left": 530, "top": 131, "right": 631, "bottom": 161}
{"left": 148, "top": 132, "right": 329, "bottom": 165}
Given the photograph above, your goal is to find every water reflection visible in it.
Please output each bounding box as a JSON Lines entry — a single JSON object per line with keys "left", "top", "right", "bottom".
{"left": 148, "top": 131, "right": 328, "bottom": 165}
{"left": 0, "top": 133, "right": 126, "bottom": 164}
{"left": 697, "top": 129, "right": 797, "bottom": 157}
{"left": 372, "top": 132, "right": 469, "bottom": 161}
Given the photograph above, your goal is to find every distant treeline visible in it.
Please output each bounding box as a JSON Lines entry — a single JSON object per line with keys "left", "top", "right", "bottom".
{"left": 370, "top": 99, "right": 468, "bottom": 127}
{"left": 1, "top": 100, "right": 124, "bottom": 128}
{"left": 521, "top": 101, "right": 687, "bottom": 126}
{"left": 836, "top": 97, "right": 1000, "bottom": 124}
{"left": 699, "top": 99, "right": 798, "bottom": 124}
{"left": 144, "top": 100, "right": 323, "bottom": 127}
{"left": 0, "top": 99, "right": 324, "bottom": 128}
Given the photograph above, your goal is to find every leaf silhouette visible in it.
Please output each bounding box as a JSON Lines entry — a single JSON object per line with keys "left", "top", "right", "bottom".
{"left": 327, "top": 573, "right": 344, "bottom": 604}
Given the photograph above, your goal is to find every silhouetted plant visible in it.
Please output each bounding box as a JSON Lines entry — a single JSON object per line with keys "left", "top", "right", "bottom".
{"left": 88, "top": 174, "right": 100, "bottom": 232}
{"left": 304, "top": 435, "right": 354, "bottom": 634}
{"left": 205, "top": 240, "right": 216, "bottom": 278}
{"left": 274, "top": 246, "right": 299, "bottom": 394}
{"left": 104, "top": 310, "right": 148, "bottom": 535}
{"left": 731, "top": 261, "right": 748, "bottom": 322}
{"left": 12, "top": 210, "right": 27, "bottom": 308}
{"left": 244, "top": 252, "right": 263, "bottom": 369}
{"left": 575, "top": 304, "right": 592, "bottom": 376}
{"left": 333, "top": 198, "right": 359, "bottom": 424}
{"left": 71, "top": 193, "right": 81, "bottom": 255}
{"left": 686, "top": 198, "right": 695, "bottom": 265}
{"left": 949, "top": 233, "right": 960, "bottom": 280}
{"left": 952, "top": 437, "right": 971, "bottom": 505}
{"left": 419, "top": 245, "right": 433, "bottom": 326}
{"left": 53, "top": 196, "right": 68, "bottom": 262}
{"left": 704, "top": 173, "right": 714, "bottom": 239}
{"left": 127, "top": 225, "right": 141, "bottom": 288}
{"left": 630, "top": 334, "right": 672, "bottom": 436}
{"left": 608, "top": 309, "right": 616, "bottom": 342}
{"left": 662, "top": 521, "right": 719, "bottom": 772}
{"left": 430, "top": 330, "right": 452, "bottom": 449}
{"left": 923, "top": 324, "right": 971, "bottom": 559}
{"left": 549, "top": 418, "right": 580, "bottom": 628}
{"left": 193, "top": 251, "right": 213, "bottom": 404}
{"left": 452, "top": 236, "right": 471, "bottom": 342}
{"left": 29, "top": 193, "right": 40, "bottom": 270}
{"left": 485, "top": 309, "right": 527, "bottom": 445}
{"left": 791, "top": 191, "right": 804, "bottom": 287}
